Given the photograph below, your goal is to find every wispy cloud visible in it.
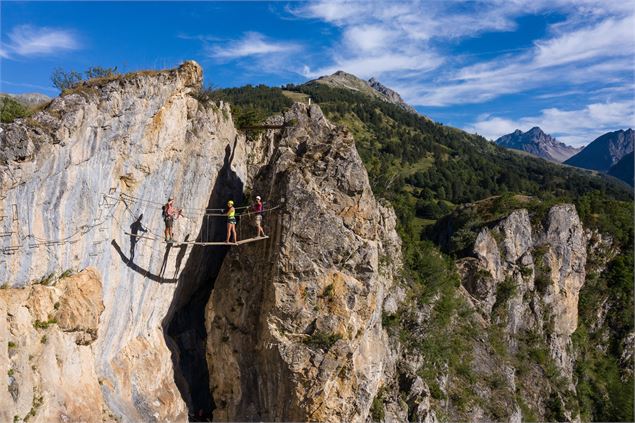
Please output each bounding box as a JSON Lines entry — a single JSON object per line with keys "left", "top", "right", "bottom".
{"left": 399, "top": 13, "right": 635, "bottom": 106}
{"left": 533, "top": 15, "right": 635, "bottom": 67}
{"left": 291, "top": 0, "right": 634, "bottom": 111}
{"left": 207, "top": 32, "right": 301, "bottom": 60}
{"left": 3, "top": 25, "right": 81, "bottom": 58}
{"left": 466, "top": 101, "right": 635, "bottom": 146}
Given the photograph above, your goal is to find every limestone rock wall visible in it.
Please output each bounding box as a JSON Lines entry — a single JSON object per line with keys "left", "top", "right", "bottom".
{"left": 0, "top": 268, "right": 111, "bottom": 422}
{"left": 205, "top": 103, "right": 402, "bottom": 422}
{"left": 1, "top": 64, "right": 403, "bottom": 422}
{"left": 0, "top": 62, "right": 246, "bottom": 421}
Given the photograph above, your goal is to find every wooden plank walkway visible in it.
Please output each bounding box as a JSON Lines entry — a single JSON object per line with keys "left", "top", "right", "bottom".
{"left": 124, "top": 232, "right": 268, "bottom": 246}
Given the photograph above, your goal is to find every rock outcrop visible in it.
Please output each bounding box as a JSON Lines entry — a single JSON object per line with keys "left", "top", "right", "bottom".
{"left": 205, "top": 103, "right": 402, "bottom": 422}
{"left": 463, "top": 205, "right": 586, "bottom": 378}
{"left": 1, "top": 61, "right": 246, "bottom": 420}
{"left": 0, "top": 268, "right": 111, "bottom": 422}
{"left": 367, "top": 78, "right": 417, "bottom": 114}
{"left": 1, "top": 63, "right": 402, "bottom": 422}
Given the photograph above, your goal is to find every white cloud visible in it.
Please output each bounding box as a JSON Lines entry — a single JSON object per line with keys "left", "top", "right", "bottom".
{"left": 533, "top": 15, "right": 635, "bottom": 67}
{"left": 4, "top": 25, "right": 80, "bottom": 57}
{"left": 290, "top": 0, "right": 635, "bottom": 110}
{"left": 405, "top": 13, "right": 635, "bottom": 106}
{"left": 466, "top": 101, "right": 635, "bottom": 146}
{"left": 207, "top": 32, "right": 300, "bottom": 60}
{"left": 343, "top": 25, "right": 393, "bottom": 52}
{"left": 296, "top": 1, "right": 366, "bottom": 24}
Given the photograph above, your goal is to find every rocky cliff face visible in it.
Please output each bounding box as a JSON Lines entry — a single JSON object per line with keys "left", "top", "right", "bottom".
{"left": 437, "top": 204, "right": 588, "bottom": 420}
{"left": 1, "top": 63, "right": 402, "bottom": 421}
{"left": 495, "top": 127, "right": 581, "bottom": 162}
{"left": 0, "top": 268, "right": 110, "bottom": 422}
{"left": 205, "top": 104, "right": 401, "bottom": 422}
{"left": 0, "top": 61, "right": 248, "bottom": 421}
{"left": 464, "top": 205, "right": 586, "bottom": 378}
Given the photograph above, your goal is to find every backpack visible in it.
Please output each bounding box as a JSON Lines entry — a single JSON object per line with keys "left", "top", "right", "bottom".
{"left": 162, "top": 205, "right": 169, "bottom": 219}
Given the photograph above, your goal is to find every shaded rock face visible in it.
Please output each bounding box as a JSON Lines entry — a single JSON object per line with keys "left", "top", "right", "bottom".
{"left": 565, "top": 128, "right": 634, "bottom": 172}
{"left": 607, "top": 150, "right": 634, "bottom": 186}
{"left": 495, "top": 127, "right": 581, "bottom": 162}
{"left": 0, "top": 268, "right": 112, "bottom": 422}
{"left": 205, "top": 103, "right": 402, "bottom": 422}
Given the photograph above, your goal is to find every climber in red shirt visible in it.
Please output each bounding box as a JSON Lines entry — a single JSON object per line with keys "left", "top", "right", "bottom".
{"left": 253, "top": 195, "right": 266, "bottom": 238}
{"left": 162, "top": 197, "right": 182, "bottom": 242}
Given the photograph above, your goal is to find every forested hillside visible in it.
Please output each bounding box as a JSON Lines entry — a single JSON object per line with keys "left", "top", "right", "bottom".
{"left": 208, "top": 82, "right": 634, "bottom": 421}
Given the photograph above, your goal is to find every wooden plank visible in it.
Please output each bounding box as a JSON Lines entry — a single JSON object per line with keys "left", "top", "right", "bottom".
{"left": 123, "top": 232, "right": 269, "bottom": 246}
{"left": 236, "top": 236, "right": 269, "bottom": 245}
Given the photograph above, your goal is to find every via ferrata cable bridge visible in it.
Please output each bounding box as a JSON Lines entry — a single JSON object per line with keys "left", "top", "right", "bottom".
{"left": 1, "top": 191, "right": 277, "bottom": 255}
{"left": 118, "top": 192, "right": 279, "bottom": 247}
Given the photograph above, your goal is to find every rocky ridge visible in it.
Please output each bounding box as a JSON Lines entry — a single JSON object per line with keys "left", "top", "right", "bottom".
{"left": 312, "top": 71, "right": 417, "bottom": 114}
{"left": 495, "top": 127, "right": 581, "bottom": 162}
{"left": 206, "top": 103, "right": 402, "bottom": 422}
{"left": 565, "top": 128, "right": 634, "bottom": 172}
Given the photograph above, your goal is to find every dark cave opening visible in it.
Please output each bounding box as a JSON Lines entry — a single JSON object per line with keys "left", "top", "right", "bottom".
{"left": 163, "top": 141, "right": 245, "bottom": 422}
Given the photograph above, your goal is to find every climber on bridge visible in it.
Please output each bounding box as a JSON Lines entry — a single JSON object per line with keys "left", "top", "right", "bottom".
{"left": 225, "top": 200, "right": 238, "bottom": 244}
{"left": 253, "top": 195, "right": 266, "bottom": 238}
{"left": 162, "top": 197, "right": 182, "bottom": 242}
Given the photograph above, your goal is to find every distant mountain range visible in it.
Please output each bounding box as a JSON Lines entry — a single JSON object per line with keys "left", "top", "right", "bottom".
{"left": 311, "top": 71, "right": 417, "bottom": 114}
{"left": 565, "top": 129, "right": 634, "bottom": 172}
{"left": 0, "top": 92, "right": 51, "bottom": 108}
{"left": 495, "top": 127, "right": 582, "bottom": 162}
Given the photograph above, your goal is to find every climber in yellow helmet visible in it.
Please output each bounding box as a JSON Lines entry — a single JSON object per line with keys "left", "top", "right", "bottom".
{"left": 225, "top": 200, "right": 238, "bottom": 244}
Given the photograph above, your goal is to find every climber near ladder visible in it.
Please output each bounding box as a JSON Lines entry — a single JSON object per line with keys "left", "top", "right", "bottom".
{"left": 225, "top": 200, "right": 238, "bottom": 244}
{"left": 162, "top": 197, "right": 182, "bottom": 242}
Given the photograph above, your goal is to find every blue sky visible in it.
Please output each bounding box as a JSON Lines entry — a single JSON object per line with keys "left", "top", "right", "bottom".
{"left": 1, "top": 1, "right": 634, "bottom": 146}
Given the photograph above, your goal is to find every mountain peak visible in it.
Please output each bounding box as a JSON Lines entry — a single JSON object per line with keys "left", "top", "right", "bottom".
{"left": 309, "top": 71, "right": 417, "bottom": 114}
{"left": 565, "top": 128, "right": 634, "bottom": 172}
{"left": 495, "top": 127, "right": 581, "bottom": 162}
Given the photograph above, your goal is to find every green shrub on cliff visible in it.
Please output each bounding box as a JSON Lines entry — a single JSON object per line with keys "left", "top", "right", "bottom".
{"left": 0, "top": 96, "right": 29, "bottom": 123}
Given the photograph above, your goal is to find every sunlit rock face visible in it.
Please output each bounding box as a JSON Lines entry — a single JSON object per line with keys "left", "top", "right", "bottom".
{"left": 205, "top": 103, "right": 402, "bottom": 422}
{"left": 0, "top": 268, "right": 110, "bottom": 422}
{"left": 1, "top": 61, "right": 249, "bottom": 421}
